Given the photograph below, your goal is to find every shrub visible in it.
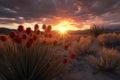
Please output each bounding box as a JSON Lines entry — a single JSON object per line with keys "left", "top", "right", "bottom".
{"left": 88, "top": 48, "right": 120, "bottom": 74}
{"left": 98, "top": 33, "right": 120, "bottom": 48}
{"left": 0, "top": 25, "right": 67, "bottom": 80}
{"left": 71, "top": 36, "right": 99, "bottom": 56}
{"left": 0, "top": 39, "right": 66, "bottom": 80}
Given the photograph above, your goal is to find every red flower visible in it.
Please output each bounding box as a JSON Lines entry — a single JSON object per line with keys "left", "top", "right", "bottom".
{"left": 47, "top": 25, "right": 52, "bottom": 31}
{"left": 62, "top": 58, "right": 68, "bottom": 64}
{"left": 42, "top": 24, "right": 46, "bottom": 30}
{"left": 45, "top": 33, "right": 48, "bottom": 37}
{"left": 64, "top": 45, "right": 69, "bottom": 50}
{"left": 0, "top": 35, "right": 7, "bottom": 42}
{"left": 9, "top": 31, "right": 17, "bottom": 38}
{"left": 43, "top": 40, "right": 47, "bottom": 44}
{"left": 48, "top": 33, "right": 52, "bottom": 38}
{"left": 22, "top": 34, "right": 27, "bottom": 39}
{"left": 26, "top": 27, "right": 32, "bottom": 34}
{"left": 14, "top": 35, "right": 22, "bottom": 44}
{"left": 33, "top": 35, "right": 37, "bottom": 41}
{"left": 34, "top": 24, "right": 39, "bottom": 31}
{"left": 53, "top": 40, "right": 57, "bottom": 46}
{"left": 26, "top": 39, "right": 34, "bottom": 48}
{"left": 17, "top": 25, "right": 24, "bottom": 32}
{"left": 36, "top": 30, "right": 40, "bottom": 35}
{"left": 70, "top": 53, "right": 76, "bottom": 59}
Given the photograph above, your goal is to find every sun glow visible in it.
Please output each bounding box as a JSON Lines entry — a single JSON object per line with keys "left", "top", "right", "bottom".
{"left": 53, "top": 20, "right": 78, "bottom": 31}
{"left": 58, "top": 27, "right": 67, "bottom": 34}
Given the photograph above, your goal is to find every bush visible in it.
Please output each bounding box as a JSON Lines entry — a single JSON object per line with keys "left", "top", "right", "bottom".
{"left": 71, "top": 36, "right": 99, "bottom": 56}
{"left": 88, "top": 48, "right": 120, "bottom": 73}
{"left": 98, "top": 33, "right": 120, "bottom": 48}
{"left": 0, "top": 25, "right": 67, "bottom": 80}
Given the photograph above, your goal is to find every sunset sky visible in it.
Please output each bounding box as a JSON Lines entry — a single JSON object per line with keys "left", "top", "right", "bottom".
{"left": 0, "top": 0, "right": 120, "bottom": 30}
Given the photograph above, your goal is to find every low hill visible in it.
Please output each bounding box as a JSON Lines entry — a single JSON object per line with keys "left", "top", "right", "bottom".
{"left": 0, "top": 28, "right": 17, "bottom": 34}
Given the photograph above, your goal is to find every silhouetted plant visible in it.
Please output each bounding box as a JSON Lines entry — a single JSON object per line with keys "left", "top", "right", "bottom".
{"left": 89, "top": 25, "right": 105, "bottom": 37}
{"left": 42, "top": 24, "right": 53, "bottom": 38}
{"left": 18, "top": 25, "right": 24, "bottom": 32}
{"left": 0, "top": 25, "right": 67, "bottom": 80}
{"left": 34, "top": 24, "right": 39, "bottom": 31}
{"left": 26, "top": 27, "right": 32, "bottom": 34}
{"left": 42, "top": 24, "right": 46, "bottom": 30}
{"left": 47, "top": 25, "right": 52, "bottom": 32}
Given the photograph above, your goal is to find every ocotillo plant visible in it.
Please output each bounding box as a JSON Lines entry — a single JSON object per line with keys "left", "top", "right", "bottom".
{"left": 0, "top": 25, "right": 67, "bottom": 80}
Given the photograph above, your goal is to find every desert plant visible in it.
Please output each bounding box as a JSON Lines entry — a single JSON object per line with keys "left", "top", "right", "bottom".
{"left": 42, "top": 24, "right": 53, "bottom": 38}
{"left": 89, "top": 25, "right": 105, "bottom": 37}
{"left": 17, "top": 25, "right": 24, "bottom": 32}
{"left": 71, "top": 36, "right": 99, "bottom": 56}
{"left": 88, "top": 48, "right": 120, "bottom": 74}
{"left": 0, "top": 25, "right": 67, "bottom": 80}
{"left": 34, "top": 24, "right": 39, "bottom": 31}
{"left": 0, "top": 38, "right": 67, "bottom": 80}
{"left": 98, "top": 33, "right": 120, "bottom": 48}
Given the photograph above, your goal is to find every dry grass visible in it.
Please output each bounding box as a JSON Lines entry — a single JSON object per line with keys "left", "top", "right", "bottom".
{"left": 0, "top": 40, "right": 67, "bottom": 80}
{"left": 88, "top": 48, "right": 120, "bottom": 73}
{"left": 0, "top": 25, "right": 69, "bottom": 80}
{"left": 71, "top": 36, "right": 99, "bottom": 56}
{"left": 98, "top": 33, "right": 120, "bottom": 48}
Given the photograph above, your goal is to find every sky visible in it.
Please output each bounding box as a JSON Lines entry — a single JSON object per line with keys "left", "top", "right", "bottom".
{"left": 0, "top": 0, "right": 120, "bottom": 30}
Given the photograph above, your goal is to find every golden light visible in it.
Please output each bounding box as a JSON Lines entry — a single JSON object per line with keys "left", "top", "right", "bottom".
{"left": 80, "top": 25, "right": 91, "bottom": 30}
{"left": 58, "top": 27, "right": 67, "bottom": 34}
{"left": 53, "top": 20, "right": 79, "bottom": 31}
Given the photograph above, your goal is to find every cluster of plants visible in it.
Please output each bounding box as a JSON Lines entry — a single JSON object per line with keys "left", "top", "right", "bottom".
{"left": 70, "top": 33, "right": 120, "bottom": 75}
{"left": 42, "top": 24, "right": 53, "bottom": 38}
{"left": 98, "top": 33, "right": 120, "bottom": 48}
{"left": 0, "top": 24, "right": 76, "bottom": 80}
{"left": 71, "top": 36, "right": 99, "bottom": 56}
{"left": 88, "top": 48, "right": 120, "bottom": 74}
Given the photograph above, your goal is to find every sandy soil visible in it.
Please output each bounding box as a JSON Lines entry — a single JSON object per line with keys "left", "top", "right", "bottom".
{"left": 55, "top": 56, "right": 120, "bottom": 80}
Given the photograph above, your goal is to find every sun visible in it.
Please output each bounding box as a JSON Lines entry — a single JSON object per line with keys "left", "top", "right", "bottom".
{"left": 59, "top": 27, "right": 67, "bottom": 34}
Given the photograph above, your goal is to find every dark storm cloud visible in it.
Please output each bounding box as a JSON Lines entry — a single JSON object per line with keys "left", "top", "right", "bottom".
{"left": 0, "top": 0, "right": 77, "bottom": 24}
{"left": 0, "top": 0, "right": 57, "bottom": 23}
{"left": 0, "top": 6, "right": 17, "bottom": 18}
{"left": 74, "top": 0, "right": 120, "bottom": 28}
{"left": 90, "top": 0, "right": 120, "bottom": 15}
{"left": 0, "top": 0, "right": 119, "bottom": 29}
{"left": 75, "top": 0, "right": 120, "bottom": 15}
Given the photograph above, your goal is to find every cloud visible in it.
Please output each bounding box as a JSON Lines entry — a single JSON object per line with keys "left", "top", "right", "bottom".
{"left": 0, "top": 6, "right": 17, "bottom": 18}
{"left": 75, "top": 0, "right": 120, "bottom": 15}
{"left": 0, "top": 0, "right": 57, "bottom": 19}
{"left": 0, "top": 0, "right": 119, "bottom": 29}
{"left": 73, "top": 0, "right": 120, "bottom": 28}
